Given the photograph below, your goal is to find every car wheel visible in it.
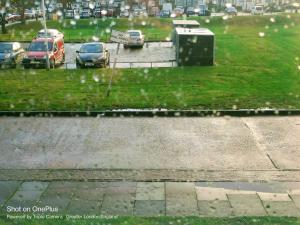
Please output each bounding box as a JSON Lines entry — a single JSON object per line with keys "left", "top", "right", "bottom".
{"left": 124, "top": 45, "right": 128, "bottom": 49}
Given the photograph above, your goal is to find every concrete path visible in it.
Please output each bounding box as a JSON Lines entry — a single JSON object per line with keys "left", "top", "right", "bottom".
{"left": 1, "top": 181, "right": 300, "bottom": 217}
{"left": 1, "top": 116, "right": 300, "bottom": 181}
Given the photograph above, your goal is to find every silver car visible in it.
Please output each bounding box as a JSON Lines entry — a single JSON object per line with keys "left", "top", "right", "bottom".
{"left": 124, "top": 30, "right": 145, "bottom": 48}
{"left": 0, "top": 42, "right": 25, "bottom": 68}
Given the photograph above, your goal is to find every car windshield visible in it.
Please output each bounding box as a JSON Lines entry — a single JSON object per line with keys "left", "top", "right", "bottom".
{"left": 80, "top": 44, "right": 103, "bottom": 53}
{"left": 128, "top": 31, "right": 141, "bottom": 37}
{"left": 256, "top": 6, "right": 263, "bottom": 10}
{"left": 38, "top": 32, "right": 57, "bottom": 38}
{"left": 0, "top": 43, "right": 12, "bottom": 53}
{"left": 28, "top": 42, "right": 53, "bottom": 51}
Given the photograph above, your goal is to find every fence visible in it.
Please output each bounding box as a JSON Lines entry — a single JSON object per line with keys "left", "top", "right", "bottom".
{"left": 63, "top": 60, "right": 177, "bottom": 69}
{"left": 4, "top": 60, "right": 177, "bottom": 70}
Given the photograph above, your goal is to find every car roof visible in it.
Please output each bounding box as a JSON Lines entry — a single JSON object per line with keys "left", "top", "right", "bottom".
{"left": 127, "top": 30, "right": 142, "bottom": 33}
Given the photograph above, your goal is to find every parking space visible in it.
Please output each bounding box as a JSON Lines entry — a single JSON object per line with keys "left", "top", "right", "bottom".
{"left": 20, "top": 42, "right": 176, "bottom": 69}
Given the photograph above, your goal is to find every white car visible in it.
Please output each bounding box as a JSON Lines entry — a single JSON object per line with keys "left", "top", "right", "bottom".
{"left": 251, "top": 5, "right": 264, "bottom": 15}
{"left": 124, "top": 30, "right": 145, "bottom": 48}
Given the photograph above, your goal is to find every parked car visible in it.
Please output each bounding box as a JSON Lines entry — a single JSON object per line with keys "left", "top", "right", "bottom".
{"left": 124, "top": 30, "right": 145, "bottom": 48}
{"left": 171, "top": 7, "right": 185, "bottom": 17}
{"left": 5, "top": 14, "right": 17, "bottom": 23}
{"left": 24, "top": 9, "right": 35, "bottom": 19}
{"left": 37, "top": 29, "right": 64, "bottom": 39}
{"left": 186, "top": 7, "right": 197, "bottom": 16}
{"left": 94, "top": 8, "right": 102, "bottom": 17}
{"left": 225, "top": 6, "right": 238, "bottom": 16}
{"left": 65, "top": 9, "right": 75, "bottom": 19}
{"left": 198, "top": 4, "right": 211, "bottom": 16}
{"left": 22, "top": 37, "right": 65, "bottom": 69}
{"left": 120, "top": 9, "right": 130, "bottom": 18}
{"left": 251, "top": 5, "right": 264, "bottom": 15}
{"left": 0, "top": 42, "right": 25, "bottom": 68}
{"left": 107, "top": 8, "right": 115, "bottom": 17}
{"left": 80, "top": 9, "right": 91, "bottom": 18}
{"left": 160, "top": 10, "right": 170, "bottom": 17}
{"left": 76, "top": 42, "right": 110, "bottom": 68}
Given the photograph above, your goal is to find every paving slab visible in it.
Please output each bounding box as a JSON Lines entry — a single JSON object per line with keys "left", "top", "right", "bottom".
{"left": 258, "top": 192, "right": 291, "bottom": 201}
{"left": 41, "top": 186, "right": 75, "bottom": 199}
{"left": 0, "top": 181, "right": 20, "bottom": 206}
{"left": 73, "top": 188, "right": 105, "bottom": 201}
{"left": 37, "top": 195, "right": 71, "bottom": 214}
{"left": 290, "top": 194, "right": 300, "bottom": 210}
{"left": 198, "top": 200, "right": 233, "bottom": 217}
{"left": 136, "top": 182, "right": 164, "bottom": 201}
{"left": 19, "top": 182, "right": 49, "bottom": 191}
{"left": 67, "top": 199, "right": 101, "bottom": 215}
{"left": 134, "top": 200, "right": 165, "bottom": 216}
{"left": 104, "top": 182, "right": 136, "bottom": 195}
{"left": 228, "top": 194, "right": 267, "bottom": 216}
{"left": 263, "top": 201, "right": 300, "bottom": 217}
{"left": 101, "top": 195, "right": 134, "bottom": 216}
{"left": 8, "top": 190, "right": 44, "bottom": 202}
{"left": 196, "top": 187, "right": 227, "bottom": 201}
{"left": 166, "top": 182, "right": 198, "bottom": 216}
{"left": 243, "top": 117, "right": 300, "bottom": 169}
{"left": 0, "top": 117, "right": 275, "bottom": 170}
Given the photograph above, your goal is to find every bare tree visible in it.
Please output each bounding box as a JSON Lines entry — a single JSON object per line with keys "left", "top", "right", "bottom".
{"left": 0, "top": 0, "right": 7, "bottom": 34}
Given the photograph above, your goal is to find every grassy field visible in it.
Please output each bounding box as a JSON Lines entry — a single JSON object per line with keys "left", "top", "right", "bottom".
{"left": 1, "top": 15, "right": 300, "bottom": 111}
{"left": 1, "top": 216, "right": 300, "bottom": 225}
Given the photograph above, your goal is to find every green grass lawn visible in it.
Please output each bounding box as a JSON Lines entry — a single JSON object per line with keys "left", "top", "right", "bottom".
{"left": 0, "top": 216, "right": 300, "bottom": 225}
{"left": 1, "top": 15, "right": 300, "bottom": 111}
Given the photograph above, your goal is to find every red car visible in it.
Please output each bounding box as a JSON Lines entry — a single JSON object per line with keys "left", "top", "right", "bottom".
{"left": 23, "top": 37, "right": 65, "bottom": 69}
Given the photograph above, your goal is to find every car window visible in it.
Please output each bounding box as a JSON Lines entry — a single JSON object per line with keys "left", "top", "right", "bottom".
{"left": 80, "top": 44, "right": 103, "bottom": 53}
{"left": 28, "top": 42, "right": 53, "bottom": 51}
{"left": 128, "top": 32, "right": 141, "bottom": 37}
{"left": 0, "top": 43, "right": 12, "bottom": 53}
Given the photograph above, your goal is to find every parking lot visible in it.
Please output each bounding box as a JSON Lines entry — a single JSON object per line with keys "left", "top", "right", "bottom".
{"left": 20, "top": 41, "right": 176, "bottom": 69}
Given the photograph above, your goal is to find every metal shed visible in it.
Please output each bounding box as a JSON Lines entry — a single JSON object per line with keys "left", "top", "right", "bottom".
{"left": 175, "top": 27, "right": 215, "bottom": 66}
{"left": 172, "top": 20, "right": 200, "bottom": 44}
{"left": 172, "top": 20, "right": 200, "bottom": 28}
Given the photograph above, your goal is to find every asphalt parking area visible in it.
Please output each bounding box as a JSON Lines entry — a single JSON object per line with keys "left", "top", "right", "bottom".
{"left": 20, "top": 42, "right": 176, "bottom": 69}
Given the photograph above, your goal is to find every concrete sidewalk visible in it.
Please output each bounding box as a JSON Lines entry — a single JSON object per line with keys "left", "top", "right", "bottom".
{"left": 1, "top": 181, "right": 300, "bottom": 217}
{"left": 0, "top": 116, "right": 300, "bottom": 181}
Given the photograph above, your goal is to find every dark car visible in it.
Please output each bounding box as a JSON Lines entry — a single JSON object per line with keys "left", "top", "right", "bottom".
{"left": 76, "top": 42, "right": 110, "bottom": 68}
{"left": 0, "top": 42, "right": 25, "bottom": 68}
{"left": 225, "top": 6, "right": 238, "bottom": 15}
{"left": 80, "top": 9, "right": 91, "bottom": 18}
{"left": 65, "top": 9, "right": 75, "bottom": 19}
{"left": 186, "top": 7, "right": 196, "bottom": 16}
{"left": 160, "top": 10, "right": 170, "bottom": 17}
{"left": 94, "top": 8, "right": 102, "bottom": 18}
